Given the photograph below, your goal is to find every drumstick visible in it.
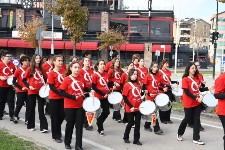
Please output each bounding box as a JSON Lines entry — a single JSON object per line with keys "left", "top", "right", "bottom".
{"left": 176, "top": 80, "right": 178, "bottom": 92}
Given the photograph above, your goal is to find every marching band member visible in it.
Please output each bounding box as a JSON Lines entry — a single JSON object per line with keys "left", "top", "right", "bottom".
{"left": 123, "top": 68, "right": 143, "bottom": 145}
{"left": 42, "top": 54, "right": 54, "bottom": 115}
{"left": 137, "top": 58, "right": 148, "bottom": 85}
{"left": 13, "top": 55, "right": 30, "bottom": 124}
{"left": 22, "top": 54, "right": 48, "bottom": 132}
{"left": 177, "top": 62, "right": 207, "bottom": 145}
{"left": 0, "top": 50, "right": 16, "bottom": 121}
{"left": 108, "top": 58, "right": 124, "bottom": 123}
{"left": 47, "top": 55, "right": 65, "bottom": 143}
{"left": 105, "top": 52, "right": 119, "bottom": 72}
{"left": 60, "top": 61, "right": 90, "bottom": 150}
{"left": 120, "top": 62, "right": 134, "bottom": 124}
{"left": 69, "top": 56, "right": 78, "bottom": 64}
{"left": 92, "top": 60, "right": 110, "bottom": 136}
{"left": 79, "top": 51, "right": 93, "bottom": 69}
{"left": 214, "top": 71, "right": 225, "bottom": 150}
{"left": 78, "top": 57, "right": 94, "bottom": 131}
{"left": 131, "top": 54, "right": 140, "bottom": 69}
{"left": 158, "top": 59, "right": 176, "bottom": 124}
{"left": 142, "top": 62, "right": 163, "bottom": 135}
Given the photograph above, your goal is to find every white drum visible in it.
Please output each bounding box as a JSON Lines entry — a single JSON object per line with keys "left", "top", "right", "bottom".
{"left": 108, "top": 92, "right": 123, "bottom": 104}
{"left": 83, "top": 96, "right": 100, "bottom": 112}
{"left": 155, "top": 94, "right": 171, "bottom": 111}
{"left": 39, "top": 84, "right": 50, "bottom": 98}
{"left": 172, "top": 88, "right": 183, "bottom": 97}
{"left": 7, "top": 76, "right": 13, "bottom": 85}
{"left": 139, "top": 101, "right": 156, "bottom": 115}
{"left": 202, "top": 93, "right": 218, "bottom": 113}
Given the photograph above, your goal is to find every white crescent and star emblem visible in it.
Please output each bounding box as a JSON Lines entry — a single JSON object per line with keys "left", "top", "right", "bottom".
{"left": 71, "top": 81, "right": 84, "bottom": 92}
{"left": 84, "top": 72, "right": 92, "bottom": 82}
{"left": 2, "top": 67, "right": 8, "bottom": 75}
{"left": 58, "top": 74, "right": 64, "bottom": 83}
{"left": 191, "top": 81, "right": 199, "bottom": 92}
{"left": 131, "top": 86, "right": 141, "bottom": 98}
{"left": 34, "top": 71, "right": 42, "bottom": 80}
{"left": 115, "top": 72, "right": 120, "bottom": 80}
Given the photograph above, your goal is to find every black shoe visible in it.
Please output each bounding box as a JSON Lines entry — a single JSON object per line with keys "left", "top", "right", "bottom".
{"left": 124, "top": 139, "right": 130, "bottom": 143}
{"left": 155, "top": 129, "right": 163, "bottom": 135}
{"left": 10, "top": 117, "right": 14, "bottom": 121}
{"left": 75, "top": 146, "right": 84, "bottom": 150}
{"left": 167, "top": 120, "right": 173, "bottom": 124}
{"left": 65, "top": 145, "right": 72, "bottom": 149}
{"left": 133, "top": 141, "right": 142, "bottom": 145}
{"left": 117, "top": 119, "right": 122, "bottom": 123}
{"left": 161, "top": 121, "right": 167, "bottom": 124}
{"left": 86, "top": 126, "right": 93, "bottom": 131}
{"left": 54, "top": 138, "right": 62, "bottom": 143}
{"left": 13, "top": 117, "right": 18, "bottom": 124}
{"left": 200, "top": 126, "right": 205, "bottom": 131}
{"left": 144, "top": 127, "right": 152, "bottom": 132}
{"left": 3, "top": 111, "right": 9, "bottom": 115}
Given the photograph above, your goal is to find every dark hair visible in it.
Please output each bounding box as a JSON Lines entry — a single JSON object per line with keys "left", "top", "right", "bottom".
{"left": 149, "top": 61, "right": 159, "bottom": 74}
{"left": 182, "top": 62, "right": 199, "bottom": 78}
{"left": 126, "top": 68, "right": 140, "bottom": 87}
{"left": 0, "top": 49, "right": 11, "bottom": 59}
{"left": 127, "top": 61, "right": 134, "bottom": 67}
{"left": 82, "top": 51, "right": 91, "bottom": 57}
{"left": 112, "top": 51, "right": 119, "bottom": 59}
{"left": 69, "top": 56, "right": 78, "bottom": 63}
{"left": 110, "top": 58, "right": 123, "bottom": 78}
{"left": 46, "top": 54, "right": 54, "bottom": 61}
{"left": 159, "top": 59, "right": 170, "bottom": 69}
{"left": 20, "top": 55, "right": 30, "bottom": 65}
{"left": 29, "top": 54, "right": 46, "bottom": 77}
{"left": 94, "top": 60, "right": 105, "bottom": 72}
{"left": 52, "top": 55, "right": 63, "bottom": 68}
{"left": 132, "top": 54, "right": 140, "bottom": 62}
{"left": 65, "top": 61, "right": 80, "bottom": 76}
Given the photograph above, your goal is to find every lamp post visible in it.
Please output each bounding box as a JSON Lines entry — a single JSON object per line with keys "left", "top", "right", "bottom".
{"left": 161, "top": 45, "right": 166, "bottom": 59}
{"left": 51, "top": 0, "right": 54, "bottom": 54}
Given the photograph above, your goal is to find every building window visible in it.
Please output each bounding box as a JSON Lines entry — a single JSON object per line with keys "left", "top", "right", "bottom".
{"left": 203, "top": 39, "right": 206, "bottom": 42}
{"left": 204, "top": 25, "right": 207, "bottom": 30}
{"left": 218, "top": 26, "right": 225, "bottom": 30}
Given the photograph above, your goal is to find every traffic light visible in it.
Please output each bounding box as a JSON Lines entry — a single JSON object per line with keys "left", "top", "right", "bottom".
{"left": 210, "top": 32, "right": 215, "bottom": 44}
{"left": 214, "top": 31, "right": 219, "bottom": 40}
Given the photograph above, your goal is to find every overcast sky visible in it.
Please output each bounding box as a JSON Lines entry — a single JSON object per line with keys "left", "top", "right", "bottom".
{"left": 124, "top": 0, "right": 225, "bottom": 22}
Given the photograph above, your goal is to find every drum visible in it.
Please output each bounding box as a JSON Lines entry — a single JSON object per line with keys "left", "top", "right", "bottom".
{"left": 202, "top": 93, "right": 218, "bottom": 113}
{"left": 142, "top": 115, "right": 152, "bottom": 122}
{"left": 39, "top": 84, "right": 50, "bottom": 98}
{"left": 139, "top": 101, "right": 156, "bottom": 115}
{"left": 83, "top": 96, "right": 100, "bottom": 112}
{"left": 108, "top": 92, "right": 123, "bottom": 104}
{"left": 7, "top": 76, "right": 13, "bottom": 85}
{"left": 155, "top": 94, "right": 171, "bottom": 111}
{"left": 172, "top": 88, "right": 183, "bottom": 97}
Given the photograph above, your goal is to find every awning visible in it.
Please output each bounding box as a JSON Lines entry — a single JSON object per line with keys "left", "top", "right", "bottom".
{"left": 64, "top": 42, "right": 81, "bottom": 50}
{"left": 152, "top": 44, "right": 171, "bottom": 52}
{"left": 125, "top": 44, "right": 144, "bottom": 52}
{"left": 107, "top": 44, "right": 126, "bottom": 51}
{"left": 41, "top": 41, "right": 65, "bottom": 50}
{"left": 80, "top": 42, "right": 98, "bottom": 50}
{"left": 8, "top": 39, "right": 32, "bottom": 48}
{"left": 0, "top": 39, "right": 9, "bottom": 47}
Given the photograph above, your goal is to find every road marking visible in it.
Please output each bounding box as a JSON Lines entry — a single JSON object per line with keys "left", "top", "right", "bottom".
{"left": 19, "top": 118, "right": 113, "bottom": 150}
{"left": 171, "top": 116, "right": 223, "bottom": 130}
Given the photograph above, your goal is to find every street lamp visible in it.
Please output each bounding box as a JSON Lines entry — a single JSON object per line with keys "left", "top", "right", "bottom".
{"left": 161, "top": 45, "right": 166, "bottom": 59}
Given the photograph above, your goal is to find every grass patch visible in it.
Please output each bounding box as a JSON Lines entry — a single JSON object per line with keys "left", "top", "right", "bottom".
{"left": 0, "top": 129, "right": 46, "bottom": 150}
{"left": 172, "top": 102, "right": 184, "bottom": 110}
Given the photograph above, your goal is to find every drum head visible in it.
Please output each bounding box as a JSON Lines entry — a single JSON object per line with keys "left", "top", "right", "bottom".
{"left": 39, "top": 85, "right": 50, "bottom": 98}
{"left": 7, "top": 76, "right": 13, "bottom": 85}
{"left": 155, "top": 94, "right": 169, "bottom": 106}
{"left": 139, "top": 101, "right": 156, "bottom": 115}
{"left": 172, "top": 88, "right": 183, "bottom": 97}
{"left": 83, "top": 96, "right": 100, "bottom": 112}
{"left": 202, "top": 93, "right": 218, "bottom": 107}
{"left": 108, "top": 92, "right": 123, "bottom": 104}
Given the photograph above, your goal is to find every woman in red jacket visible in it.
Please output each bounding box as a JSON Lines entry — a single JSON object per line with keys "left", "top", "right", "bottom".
{"left": 137, "top": 58, "right": 148, "bottom": 86}
{"left": 108, "top": 58, "right": 124, "bottom": 123}
{"left": 92, "top": 60, "right": 110, "bottom": 136}
{"left": 78, "top": 57, "right": 94, "bottom": 130}
{"left": 123, "top": 68, "right": 143, "bottom": 145}
{"left": 214, "top": 72, "right": 225, "bottom": 150}
{"left": 0, "top": 50, "right": 16, "bottom": 121}
{"left": 13, "top": 55, "right": 30, "bottom": 124}
{"left": 48, "top": 55, "right": 65, "bottom": 143}
{"left": 142, "top": 62, "right": 163, "bottom": 135}
{"left": 60, "top": 61, "right": 90, "bottom": 150}
{"left": 177, "top": 62, "right": 205, "bottom": 145}
{"left": 23, "top": 54, "right": 48, "bottom": 132}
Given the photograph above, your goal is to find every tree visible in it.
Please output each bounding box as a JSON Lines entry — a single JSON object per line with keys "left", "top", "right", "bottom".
{"left": 19, "top": 16, "right": 46, "bottom": 48}
{"left": 46, "top": 0, "right": 88, "bottom": 56}
{"left": 97, "top": 26, "right": 127, "bottom": 60}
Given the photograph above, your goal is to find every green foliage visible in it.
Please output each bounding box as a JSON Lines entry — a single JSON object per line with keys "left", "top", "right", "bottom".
{"left": 46, "top": 0, "right": 88, "bottom": 43}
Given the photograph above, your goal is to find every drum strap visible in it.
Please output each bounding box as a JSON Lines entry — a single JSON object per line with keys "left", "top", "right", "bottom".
{"left": 53, "top": 69, "right": 64, "bottom": 79}
{"left": 95, "top": 72, "right": 110, "bottom": 91}
{"left": 82, "top": 68, "right": 92, "bottom": 82}
{"left": 69, "top": 75, "right": 84, "bottom": 96}
{"left": 128, "top": 82, "right": 141, "bottom": 97}
{"left": 188, "top": 76, "right": 199, "bottom": 88}
{"left": 35, "top": 69, "right": 45, "bottom": 84}
{"left": 20, "top": 67, "right": 25, "bottom": 79}
{"left": 159, "top": 69, "right": 171, "bottom": 85}
{"left": 137, "top": 68, "right": 145, "bottom": 79}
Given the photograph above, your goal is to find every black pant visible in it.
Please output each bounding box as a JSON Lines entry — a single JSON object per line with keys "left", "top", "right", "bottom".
{"left": 14, "top": 92, "right": 28, "bottom": 120}
{"left": 64, "top": 108, "right": 85, "bottom": 147}
{"left": 123, "top": 111, "right": 128, "bottom": 123}
{"left": 96, "top": 99, "right": 110, "bottom": 132}
{"left": 159, "top": 107, "right": 172, "bottom": 122}
{"left": 0, "top": 87, "right": 15, "bottom": 118}
{"left": 49, "top": 99, "right": 65, "bottom": 139}
{"left": 219, "top": 115, "right": 225, "bottom": 150}
{"left": 27, "top": 94, "right": 48, "bottom": 130}
{"left": 144, "top": 119, "right": 161, "bottom": 132}
{"left": 177, "top": 104, "right": 201, "bottom": 141}
{"left": 123, "top": 111, "right": 141, "bottom": 142}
